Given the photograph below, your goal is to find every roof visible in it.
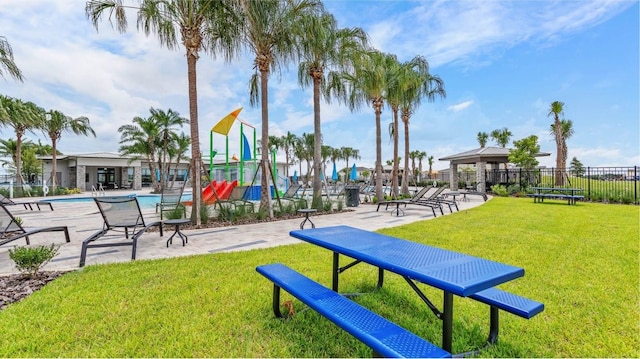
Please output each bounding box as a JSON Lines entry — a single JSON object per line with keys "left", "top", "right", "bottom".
{"left": 38, "top": 152, "right": 134, "bottom": 160}
{"left": 439, "top": 146, "right": 550, "bottom": 164}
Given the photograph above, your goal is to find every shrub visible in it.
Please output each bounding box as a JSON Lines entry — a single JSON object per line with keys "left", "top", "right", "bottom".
{"left": 255, "top": 208, "right": 268, "bottom": 220}
{"left": 336, "top": 200, "right": 344, "bottom": 211}
{"left": 200, "top": 202, "right": 211, "bottom": 224}
{"left": 166, "top": 207, "right": 185, "bottom": 220}
{"left": 9, "top": 244, "right": 59, "bottom": 278}
{"left": 491, "top": 184, "right": 509, "bottom": 197}
{"left": 217, "top": 205, "right": 235, "bottom": 221}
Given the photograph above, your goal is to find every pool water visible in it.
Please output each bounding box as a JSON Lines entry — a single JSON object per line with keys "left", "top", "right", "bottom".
{"left": 44, "top": 194, "right": 193, "bottom": 209}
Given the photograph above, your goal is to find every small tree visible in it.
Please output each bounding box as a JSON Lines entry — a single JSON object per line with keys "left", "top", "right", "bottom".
{"left": 570, "top": 157, "right": 585, "bottom": 177}
{"left": 509, "top": 135, "right": 540, "bottom": 188}
{"left": 9, "top": 244, "right": 59, "bottom": 278}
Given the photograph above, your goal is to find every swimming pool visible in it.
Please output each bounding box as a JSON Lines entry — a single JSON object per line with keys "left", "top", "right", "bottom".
{"left": 44, "top": 194, "right": 193, "bottom": 209}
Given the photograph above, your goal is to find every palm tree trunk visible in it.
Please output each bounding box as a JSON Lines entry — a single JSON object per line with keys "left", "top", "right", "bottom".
{"left": 374, "top": 99, "right": 384, "bottom": 201}
{"left": 15, "top": 131, "right": 22, "bottom": 190}
{"left": 312, "top": 77, "right": 322, "bottom": 208}
{"left": 554, "top": 119, "right": 563, "bottom": 186}
{"left": 401, "top": 117, "right": 410, "bottom": 195}
{"left": 259, "top": 69, "right": 273, "bottom": 217}
{"left": 391, "top": 108, "right": 399, "bottom": 198}
{"left": 51, "top": 138, "right": 58, "bottom": 194}
{"left": 187, "top": 49, "right": 201, "bottom": 226}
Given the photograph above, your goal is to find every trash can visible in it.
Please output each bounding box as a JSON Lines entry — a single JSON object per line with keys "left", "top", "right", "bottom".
{"left": 344, "top": 185, "right": 360, "bottom": 207}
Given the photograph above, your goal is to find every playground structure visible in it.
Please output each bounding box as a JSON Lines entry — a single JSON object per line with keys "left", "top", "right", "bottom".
{"left": 188, "top": 108, "right": 289, "bottom": 206}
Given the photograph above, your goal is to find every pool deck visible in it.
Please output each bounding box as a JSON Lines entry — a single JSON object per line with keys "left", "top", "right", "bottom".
{"left": 0, "top": 189, "right": 490, "bottom": 275}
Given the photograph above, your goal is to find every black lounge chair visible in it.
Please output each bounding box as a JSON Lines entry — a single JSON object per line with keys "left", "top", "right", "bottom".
{"left": 376, "top": 187, "right": 445, "bottom": 217}
{"left": 79, "top": 196, "right": 163, "bottom": 267}
{"left": 0, "top": 203, "right": 69, "bottom": 247}
{"left": 0, "top": 193, "right": 53, "bottom": 211}
{"left": 461, "top": 183, "right": 488, "bottom": 201}
{"left": 156, "top": 187, "right": 187, "bottom": 220}
{"left": 417, "top": 188, "right": 459, "bottom": 213}
{"left": 278, "top": 184, "right": 308, "bottom": 209}
{"left": 219, "top": 186, "right": 255, "bottom": 212}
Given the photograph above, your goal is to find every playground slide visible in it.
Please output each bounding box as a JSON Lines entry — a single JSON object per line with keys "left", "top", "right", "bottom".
{"left": 202, "top": 180, "right": 237, "bottom": 204}
{"left": 184, "top": 180, "right": 237, "bottom": 205}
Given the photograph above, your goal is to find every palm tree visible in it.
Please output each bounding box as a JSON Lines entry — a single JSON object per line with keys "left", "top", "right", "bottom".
{"left": 280, "top": 131, "right": 297, "bottom": 179}
{"left": 86, "top": 0, "right": 240, "bottom": 225}
{"left": 477, "top": 132, "right": 489, "bottom": 147}
{"left": 338, "top": 49, "right": 394, "bottom": 201}
{"left": 548, "top": 101, "right": 570, "bottom": 186}
{"left": 292, "top": 136, "right": 306, "bottom": 184}
{"left": 0, "top": 96, "right": 43, "bottom": 189}
{"left": 296, "top": 11, "right": 368, "bottom": 207}
{"left": 409, "top": 150, "right": 419, "bottom": 184}
{"left": 118, "top": 115, "right": 161, "bottom": 191}
{"left": 0, "top": 36, "right": 23, "bottom": 81}
{"left": 300, "top": 133, "right": 315, "bottom": 182}
{"left": 0, "top": 138, "right": 27, "bottom": 170}
{"left": 167, "top": 132, "right": 190, "bottom": 188}
{"left": 491, "top": 127, "right": 512, "bottom": 148}
{"left": 340, "top": 147, "right": 360, "bottom": 183}
{"left": 41, "top": 110, "right": 96, "bottom": 193}
{"left": 239, "top": 0, "right": 323, "bottom": 216}
{"left": 427, "top": 155, "right": 434, "bottom": 180}
{"left": 384, "top": 56, "right": 403, "bottom": 198}
{"left": 320, "top": 144, "right": 332, "bottom": 183}
{"left": 397, "top": 56, "right": 445, "bottom": 195}
{"left": 149, "top": 108, "right": 188, "bottom": 190}
{"left": 491, "top": 127, "right": 512, "bottom": 170}
{"left": 417, "top": 151, "right": 426, "bottom": 183}
{"left": 549, "top": 118, "right": 574, "bottom": 186}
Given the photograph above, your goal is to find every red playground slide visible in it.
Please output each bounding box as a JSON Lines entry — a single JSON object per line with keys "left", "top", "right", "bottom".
{"left": 183, "top": 180, "right": 237, "bottom": 206}
{"left": 202, "top": 180, "right": 237, "bottom": 204}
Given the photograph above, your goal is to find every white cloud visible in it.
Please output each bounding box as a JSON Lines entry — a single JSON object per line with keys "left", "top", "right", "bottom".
{"left": 447, "top": 101, "right": 473, "bottom": 112}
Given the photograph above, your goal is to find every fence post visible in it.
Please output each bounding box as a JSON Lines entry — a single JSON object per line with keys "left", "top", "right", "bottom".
{"left": 587, "top": 167, "right": 591, "bottom": 201}
{"left": 635, "top": 166, "right": 638, "bottom": 205}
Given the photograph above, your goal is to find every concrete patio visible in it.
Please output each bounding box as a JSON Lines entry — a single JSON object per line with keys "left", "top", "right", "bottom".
{"left": 0, "top": 189, "right": 490, "bottom": 275}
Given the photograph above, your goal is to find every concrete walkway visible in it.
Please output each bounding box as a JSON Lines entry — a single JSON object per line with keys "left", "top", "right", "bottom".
{"left": 0, "top": 190, "right": 490, "bottom": 275}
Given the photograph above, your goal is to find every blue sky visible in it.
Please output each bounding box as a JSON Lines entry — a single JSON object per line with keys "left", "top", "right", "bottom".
{"left": 1, "top": 0, "right": 638, "bottom": 172}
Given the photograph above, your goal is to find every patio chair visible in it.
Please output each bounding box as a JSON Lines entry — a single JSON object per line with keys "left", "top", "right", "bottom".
{"left": 0, "top": 203, "right": 69, "bottom": 247}
{"left": 156, "top": 187, "right": 186, "bottom": 220}
{"left": 278, "top": 184, "right": 308, "bottom": 209}
{"left": 79, "top": 196, "right": 163, "bottom": 267}
{"left": 416, "top": 187, "right": 459, "bottom": 213}
{"left": 0, "top": 193, "right": 53, "bottom": 211}
{"left": 218, "top": 186, "right": 255, "bottom": 213}
{"left": 376, "top": 186, "right": 445, "bottom": 217}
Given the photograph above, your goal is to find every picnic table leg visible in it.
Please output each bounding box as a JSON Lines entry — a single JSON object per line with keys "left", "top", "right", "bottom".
{"left": 377, "top": 268, "right": 384, "bottom": 289}
{"left": 487, "top": 306, "right": 500, "bottom": 344}
{"left": 271, "top": 283, "right": 286, "bottom": 318}
{"left": 442, "top": 292, "right": 453, "bottom": 353}
{"left": 332, "top": 252, "right": 340, "bottom": 292}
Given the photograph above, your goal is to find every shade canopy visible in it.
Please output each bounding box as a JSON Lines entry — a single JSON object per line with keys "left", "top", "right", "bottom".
{"left": 350, "top": 163, "right": 357, "bottom": 181}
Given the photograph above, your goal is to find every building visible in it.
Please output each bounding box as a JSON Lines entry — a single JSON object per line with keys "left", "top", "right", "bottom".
{"left": 38, "top": 152, "right": 289, "bottom": 192}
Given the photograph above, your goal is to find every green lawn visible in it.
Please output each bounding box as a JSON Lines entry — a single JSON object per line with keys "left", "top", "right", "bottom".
{"left": 0, "top": 197, "right": 637, "bottom": 357}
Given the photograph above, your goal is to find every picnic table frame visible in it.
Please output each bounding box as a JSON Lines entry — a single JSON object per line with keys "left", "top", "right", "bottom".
{"left": 529, "top": 187, "right": 584, "bottom": 205}
{"left": 289, "top": 225, "right": 526, "bottom": 353}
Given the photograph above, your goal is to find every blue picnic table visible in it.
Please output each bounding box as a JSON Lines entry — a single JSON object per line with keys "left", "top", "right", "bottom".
{"left": 528, "top": 187, "right": 585, "bottom": 205}
{"left": 289, "top": 225, "right": 543, "bottom": 354}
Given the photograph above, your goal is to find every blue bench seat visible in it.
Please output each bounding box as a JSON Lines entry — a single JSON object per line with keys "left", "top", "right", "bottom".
{"left": 469, "top": 287, "right": 544, "bottom": 345}
{"left": 470, "top": 287, "right": 544, "bottom": 319}
{"left": 256, "top": 263, "right": 451, "bottom": 358}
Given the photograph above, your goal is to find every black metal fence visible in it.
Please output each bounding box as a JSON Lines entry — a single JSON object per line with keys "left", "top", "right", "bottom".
{"left": 454, "top": 166, "right": 639, "bottom": 205}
